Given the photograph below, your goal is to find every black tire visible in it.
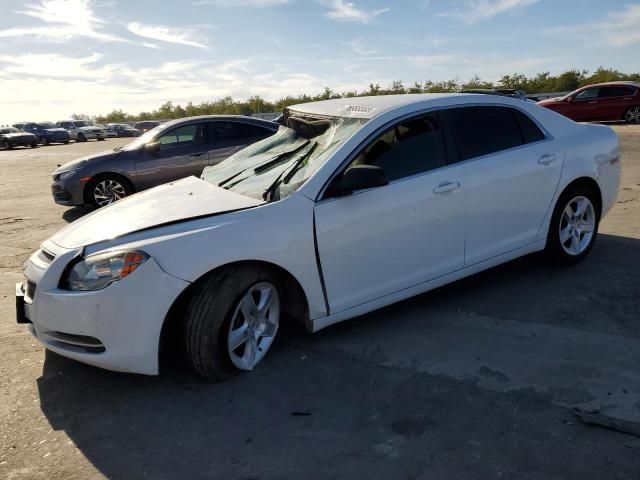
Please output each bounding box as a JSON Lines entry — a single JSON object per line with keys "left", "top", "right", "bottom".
{"left": 39, "top": 136, "right": 49, "bottom": 146}
{"left": 545, "top": 184, "right": 600, "bottom": 266}
{"left": 77, "top": 133, "right": 86, "bottom": 142}
{"left": 624, "top": 106, "right": 640, "bottom": 124}
{"left": 85, "top": 173, "right": 133, "bottom": 208}
{"left": 97, "top": 137, "right": 105, "bottom": 141}
{"left": 3, "top": 140, "right": 11, "bottom": 150}
{"left": 30, "top": 141, "right": 38, "bottom": 148}
{"left": 63, "top": 140, "right": 70, "bottom": 144}
{"left": 185, "top": 266, "right": 281, "bottom": 382}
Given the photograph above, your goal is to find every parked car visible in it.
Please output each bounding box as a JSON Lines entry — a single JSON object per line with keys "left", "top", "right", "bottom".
{"left": 537, "top": 81, "right": 640, "bottom": 123}
{"left": 51, "top": 116, "right": 279, "bottom": 207}
{"left": 19, "top": 94, "right": 620, "bottom": 380}
{"left": 13, "top": 122, "right": 70, "bottom": 145}
{"left": 56, "top": 120, "right": 106, "bottom": 142}
{"left": 0, "top": 127, "right": 38, "bottom": 149}
{"left": 134, "top": 120, "right": 162, "bottom": 132}
{"left": 96, "top": 124, "right": 116, "bottom": 138}
{"left": 106, "top": 123, "right": 142, "bottom": 137}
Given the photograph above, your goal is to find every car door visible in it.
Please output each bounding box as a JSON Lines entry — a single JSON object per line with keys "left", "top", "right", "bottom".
{"left": 444, "top": 106, "right": 563, "bottom": 265}
{"left": 570, "top": 87, "right": 600, "bottom": 121}
{"left": 314, "top": 112, "right": 466, "bottom": 314}
{"left": 598, "top": 86, "right": 636, "bottom": 121}
{"left": 206, "top": 121, "right": 275, "bottom": 166}
{"left": 135, "top": 122, "right": 209, "bottom": 189}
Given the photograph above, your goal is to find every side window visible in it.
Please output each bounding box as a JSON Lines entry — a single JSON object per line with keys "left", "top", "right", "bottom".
{"left": 599, "top": 86, "right": 635, "bottom": 98}
{"left": 157, "top": 124, "right": 204, "bottom": 151}
{"left": 447, "top": 106, "right": 523, "bottom": 160}
{"left": 208, "top": 122, "right": 239, "bottom": 143}
{"left": 575, "top": 88, "right": 599, "bottom": 101}
{"left": 241, "top": 123, "right": 274, "bottom": 139}
{"left": 349, "top": 113, "right": 446, "bottom": 182}
{"left": 512, "top": 109, "right": 545, "bottom": 144}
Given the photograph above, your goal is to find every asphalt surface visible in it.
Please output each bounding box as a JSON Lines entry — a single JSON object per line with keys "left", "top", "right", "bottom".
{"left": 1, "top": 127, "right": 640, "bottom": 479}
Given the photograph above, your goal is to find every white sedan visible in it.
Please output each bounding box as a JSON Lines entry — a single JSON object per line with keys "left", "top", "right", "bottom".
{"left": 16, "top": 94, "right": 621, "bottom": 381}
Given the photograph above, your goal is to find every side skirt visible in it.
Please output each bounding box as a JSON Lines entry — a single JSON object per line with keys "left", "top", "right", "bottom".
{"left": 309, "top": 240, "right": 546, "bottom": 333}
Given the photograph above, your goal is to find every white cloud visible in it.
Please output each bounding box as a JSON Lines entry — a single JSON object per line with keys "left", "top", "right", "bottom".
{"left": 348, "top": 38, "right": 377, "bottom": 55}
{"left": 193, "top": 0, "right": 289, "bottom": 6}
{"left": 325, "top": 0, "right": 390, "bottom": 24}
{"left": 545, "top": 4, "right": 640, "bottom": 48}
{"left": 441, "top": 0, "right": 539, "bottom": 24}
{"left": 127, "top": 22, "right": 208, "bottom": 49}
{"left": 0, "top": 52, "right": 118, "bottom": 79}
{"left": 0, "top": 0, "right": 126, "bottom": 42}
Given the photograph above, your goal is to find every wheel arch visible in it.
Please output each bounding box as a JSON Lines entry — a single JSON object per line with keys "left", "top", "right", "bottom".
{"left": 82, "top": 171, "right": 136, "bottom": 204}
{"left": 158, "top": 259, "right": 310, "bottom": 366}
{"left": 558, "top": 176, "right": 603, "bottom": 216}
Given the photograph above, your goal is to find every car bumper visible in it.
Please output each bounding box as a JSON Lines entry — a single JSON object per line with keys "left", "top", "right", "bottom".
{"left": 51, "top": 177, "right": 86, "bottom": 206}
{"left": 17, "top": 242, "right": 189, "bottom": 375}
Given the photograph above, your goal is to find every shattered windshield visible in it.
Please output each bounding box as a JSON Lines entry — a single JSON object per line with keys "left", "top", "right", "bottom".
{"left": 202, "top": 115, "right": 366, "bottom": 201}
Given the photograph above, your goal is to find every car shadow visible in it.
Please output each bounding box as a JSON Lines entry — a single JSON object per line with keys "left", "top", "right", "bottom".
{"left": 36, "top": 233, "right": 640, "bottom": 478}
{"left": 62, "top": 205, "right": 94, "bottom": 223}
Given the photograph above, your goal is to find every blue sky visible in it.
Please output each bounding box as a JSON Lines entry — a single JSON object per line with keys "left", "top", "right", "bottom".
{"left": 0, "top": 0, "right": 638, "bottom": 122}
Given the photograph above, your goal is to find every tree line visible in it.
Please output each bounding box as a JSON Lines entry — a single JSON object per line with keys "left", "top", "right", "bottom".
{"left": 86, "top": 67, "right": 640, "bottom": 124}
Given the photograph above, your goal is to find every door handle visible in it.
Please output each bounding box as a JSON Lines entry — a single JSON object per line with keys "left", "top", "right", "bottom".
{"left": 537, "top": 154, "right": 556, "bottom": 166}
{"left": 433, "top": 181, "right": 460, "bottom": 194}
{"left": 190, "top": 152, "right": 206, "bottom": 157}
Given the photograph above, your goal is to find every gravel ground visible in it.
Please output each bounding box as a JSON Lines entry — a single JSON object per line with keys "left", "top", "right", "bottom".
{"left": 0, "top": 127, "right": 639, "bottom": 479}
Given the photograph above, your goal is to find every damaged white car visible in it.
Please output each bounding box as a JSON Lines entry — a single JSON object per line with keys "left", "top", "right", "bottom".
{"left": 17, "top": 94, "right": 620, "bottom": 381}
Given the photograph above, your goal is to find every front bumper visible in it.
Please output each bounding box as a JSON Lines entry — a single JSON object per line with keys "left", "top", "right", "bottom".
{"left": 51, "top": 172, "right": 87, "bottom": 206}
{"left": 17, "top": 242, "right": 189, "bottom": 375}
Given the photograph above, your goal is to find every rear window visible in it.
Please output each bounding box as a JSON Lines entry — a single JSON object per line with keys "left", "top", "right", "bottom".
{"left": 599, "top": 86, "right": 636, "bottom": 98}
{"left": 512, "top": 110, "right": 545, "bottom": 144}
{"left": 446, "top": 106, "right": 524, "bottom": 160}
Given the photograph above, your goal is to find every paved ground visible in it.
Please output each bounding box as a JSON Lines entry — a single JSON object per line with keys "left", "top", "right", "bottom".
{"left": 0, "top": 127, "right": 639, "bottom": 479}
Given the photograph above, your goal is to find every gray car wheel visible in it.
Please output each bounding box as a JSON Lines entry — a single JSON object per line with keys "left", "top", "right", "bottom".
{"left": 87, "top": 175, "right": 133, "bottom": 207}
{"left": 624, "top": 106, "right": 640, "bottom": 124}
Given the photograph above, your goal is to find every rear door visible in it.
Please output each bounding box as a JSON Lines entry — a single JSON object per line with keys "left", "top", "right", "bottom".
{"left": 135, "top": 122, "right": 209, "bottom": 188}
{"left": 444, "top": 106, "right": 563, "bottom": 265}
{"left": 598, "top": 86, "right": 636, "bottom": 121}
{"left": 206, "top": 121, "right": 276, "bottom": 166}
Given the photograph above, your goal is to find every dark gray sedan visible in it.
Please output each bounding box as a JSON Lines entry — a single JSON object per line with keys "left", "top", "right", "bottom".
{"left": 51, "top": 115, "right": 278, "bottom": 207}
{"left": 1, "top": 127, "right": 38, "bottom": 149}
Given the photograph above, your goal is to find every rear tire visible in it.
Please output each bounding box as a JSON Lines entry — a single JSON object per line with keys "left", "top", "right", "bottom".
{"left": 77, "top": 133, "right": 86, "bottom": 142}
{"left": 30, "top": 141, "right": 37, "bottom": 148}
{"left": 63, "top": 140, "right": 69, "bottom": 144}
{"left": 39, "top": 136, "right": 49, "bottom": 146}
{"left": 3, "top": 140, "right": 11, "bottom": 150}
{"left": 624, "top": 106, "right": 640, "bottom": 124}
{"left": 545, "top": 185, "right": 600, "bottom": 266}
{"left": 97, "top": 137, "right": 105, "bottom": 141}
{"left": 185, "top": 266, "right": 281, "bottom": 382}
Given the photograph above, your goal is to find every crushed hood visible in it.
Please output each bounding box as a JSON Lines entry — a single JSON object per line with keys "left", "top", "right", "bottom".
{"left": 50, "top": 176, "right": 264, "bottom": 248}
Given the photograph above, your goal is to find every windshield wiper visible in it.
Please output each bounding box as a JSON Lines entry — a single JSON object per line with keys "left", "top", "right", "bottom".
{"left": 263, "top": 141, "right": 319, "bottom": 202}
{"left": 217, "top": 141, "right": 310, "bottom": 188}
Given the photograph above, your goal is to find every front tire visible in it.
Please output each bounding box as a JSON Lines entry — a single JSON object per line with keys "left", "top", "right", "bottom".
{"left": 185, "top": 266, "right": 281, "bottom": 382}
{"left": 624, "top": 106, "right": 640, "bottom": 124}
{"left": 545, "top": 185, "right": 600, "bottom": 265}
{"left": 77, "top": 133, "right": 86, "bottom": 142}
{"left": 30, "top": 141, "right": 37, "bottom": 148}
{"left": 86, "top": 174, "right": 133, "bottom": 207}
{"left": 3, "top": 140, "right": 11, "bottom": 150}
{"left": 39, "top": 136, "right": 49, "bottom": 146}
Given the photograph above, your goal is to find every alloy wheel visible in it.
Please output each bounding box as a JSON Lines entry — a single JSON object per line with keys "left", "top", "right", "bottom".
{"left": 625, "top": 106, "right": 640, "bottom": 123}
{"left": 227, "top": 281, "right": 280, "bottom": 371}
{"left": 93, "top": 179, "right": 127, "bottom": 206}
{"left": 559, "top": 196, "right": 596, "bottom": 256}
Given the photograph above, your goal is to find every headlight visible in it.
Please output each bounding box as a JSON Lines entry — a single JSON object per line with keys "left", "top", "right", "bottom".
{"left": 64, "top": 250, "right": 149, "bottom": 291}
{"left": 54, "top": 169, "right": 79, "bottom": 181}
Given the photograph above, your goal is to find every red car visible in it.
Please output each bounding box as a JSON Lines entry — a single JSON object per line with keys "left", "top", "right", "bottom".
{"left": 537, "top": 81, "right": 640, "bottom": 123}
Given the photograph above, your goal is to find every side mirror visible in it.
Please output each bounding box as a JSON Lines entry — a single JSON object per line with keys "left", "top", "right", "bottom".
{"left": 144, "top": 142, "right": 160, "bottom": 154}
{"left": 329, "top": 165, "right": 388, "bottom": 197}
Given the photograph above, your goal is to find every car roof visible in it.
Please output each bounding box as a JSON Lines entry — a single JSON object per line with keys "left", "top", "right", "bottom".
{"left": 286, "top": 93, "right": 527, "bottom": 119}
{"left": 582, "top": 81, "right": 640, "bottom": 88}
{"left": 159, "top": 115, "right": 278, "bottom": 129}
